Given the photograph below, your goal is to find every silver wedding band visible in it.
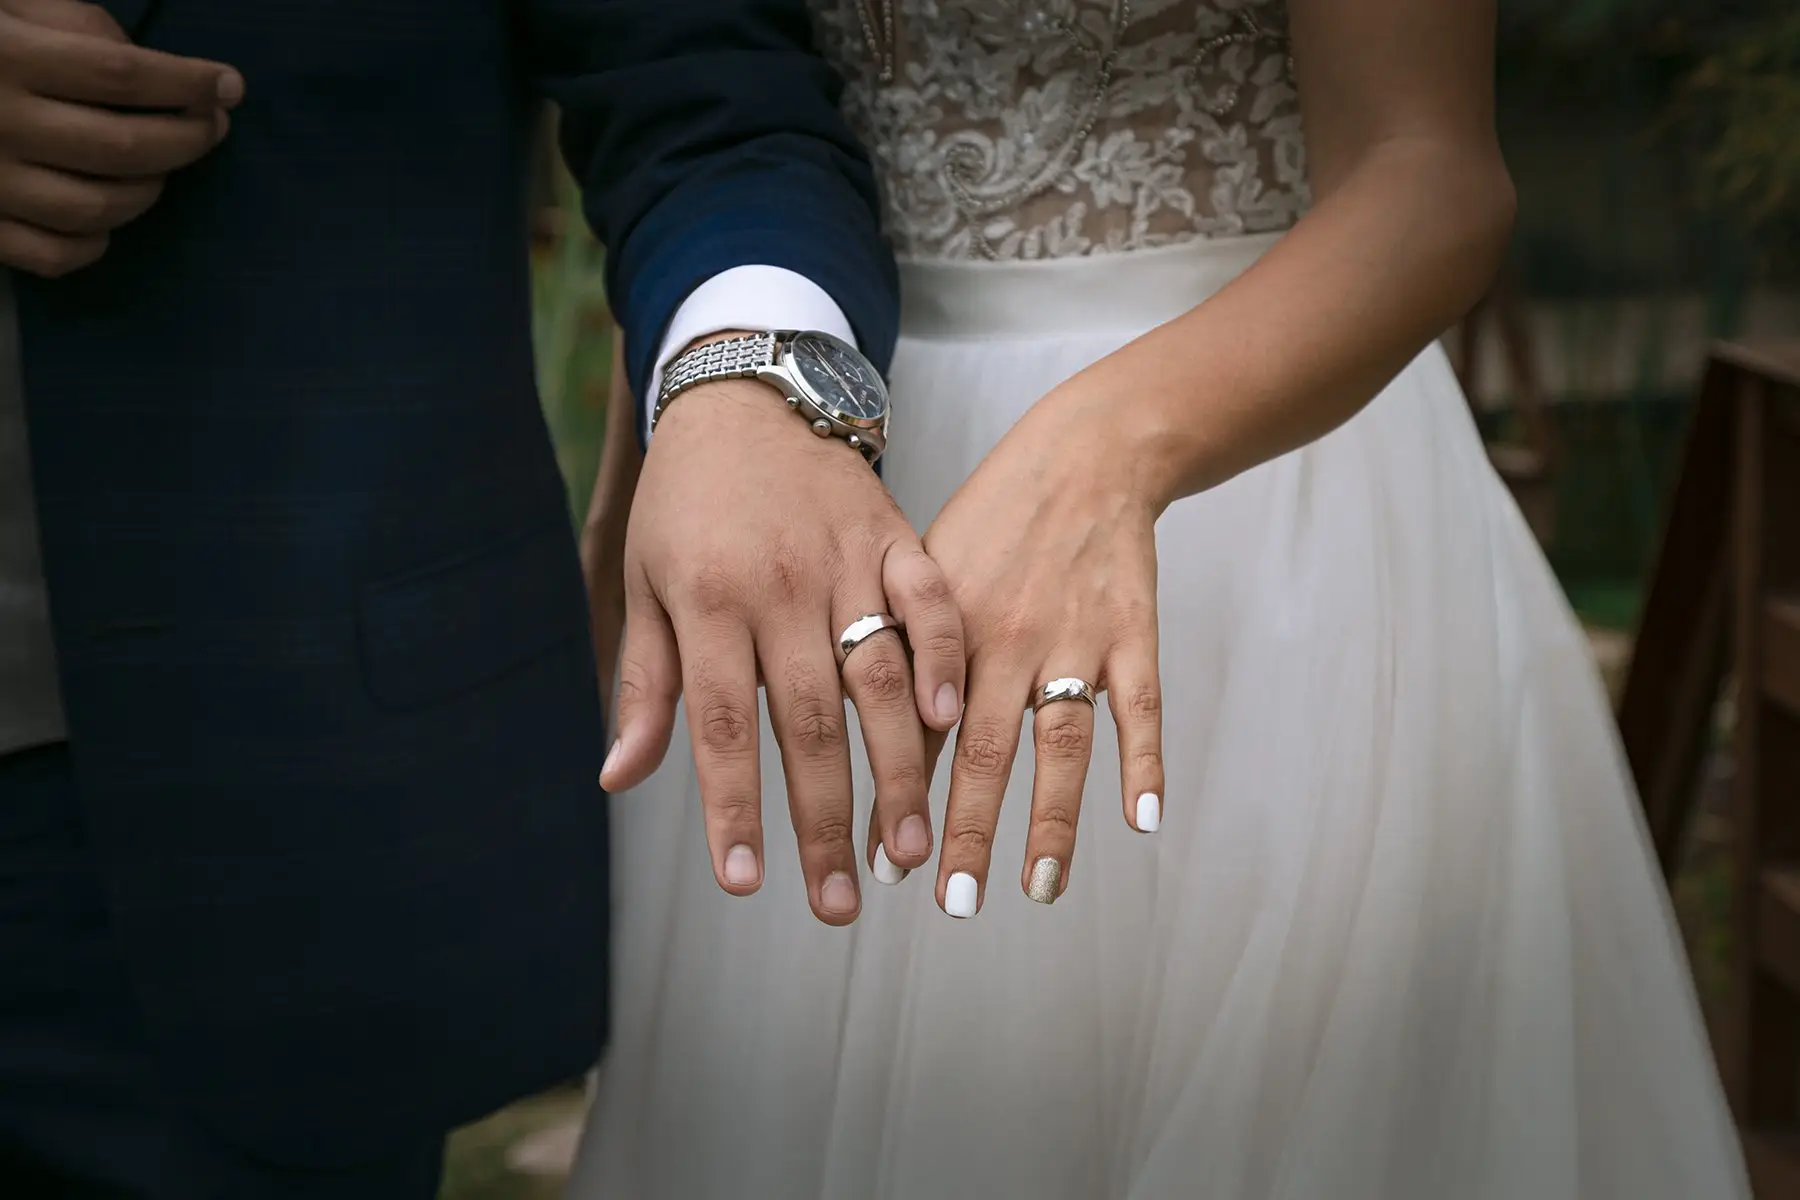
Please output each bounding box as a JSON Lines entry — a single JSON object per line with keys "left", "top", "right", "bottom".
{"left": 838, "top": 613, "right": 904, "bottom": 668}
{"left": 1033, "top": 677, "right": 1099, "bottom": 712}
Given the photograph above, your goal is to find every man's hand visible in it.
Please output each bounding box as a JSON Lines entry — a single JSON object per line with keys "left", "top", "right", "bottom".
{"left": 0, "top": 0, "right": 243, "bottom": 277}
{"left": 599, "top": 373, "right": 965, "bottom": 926}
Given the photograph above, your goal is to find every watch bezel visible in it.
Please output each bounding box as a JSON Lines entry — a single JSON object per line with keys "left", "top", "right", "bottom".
{"left": 778, "top": 331, "right": 889, "bottom": 432}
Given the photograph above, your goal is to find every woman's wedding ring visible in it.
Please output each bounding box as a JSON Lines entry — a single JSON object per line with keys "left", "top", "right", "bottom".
{"left": 838, "top": 613, "right": 904, "bottom": 667}
{"left": 1033, "top": 677, "right": 1098, "bottom": 711}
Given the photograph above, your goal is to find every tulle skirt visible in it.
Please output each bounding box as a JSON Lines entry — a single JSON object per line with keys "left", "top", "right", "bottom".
{"left": 568, "top": 234, "right": 1748, "bottom": 1198}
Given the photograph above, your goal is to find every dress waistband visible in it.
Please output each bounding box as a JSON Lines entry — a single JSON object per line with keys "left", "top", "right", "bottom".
{"left": 897, "top": 232, "right": 1283, "bottom": 340}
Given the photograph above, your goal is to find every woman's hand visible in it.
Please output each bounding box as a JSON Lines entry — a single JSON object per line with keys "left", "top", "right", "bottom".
{"left": 921, "top": 387, "right": 1165, "bottom": 917}
{"left": 581, "top": 328, "right": 643, "bottom": 723}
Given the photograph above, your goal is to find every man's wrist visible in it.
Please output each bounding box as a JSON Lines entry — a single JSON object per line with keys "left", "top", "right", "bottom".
{"left": 644, "top": 266, "right": 858, "bottom": 441}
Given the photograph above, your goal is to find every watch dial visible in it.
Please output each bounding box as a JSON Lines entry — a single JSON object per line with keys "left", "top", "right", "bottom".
{"left": 793, "top": 336, "right": 887, "bottom": 422}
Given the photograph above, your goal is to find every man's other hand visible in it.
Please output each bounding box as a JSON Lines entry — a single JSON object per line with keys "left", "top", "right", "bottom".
{"left": 0, "top": 0, "right": 243, "bottom": 276}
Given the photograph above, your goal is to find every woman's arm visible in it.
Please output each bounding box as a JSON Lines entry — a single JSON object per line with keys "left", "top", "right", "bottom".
{"left": 913, "top": 0, "right": 1514, "bottom": 915}
{"left": 1048, "top": 0, "right": 1515, "bottom": 508}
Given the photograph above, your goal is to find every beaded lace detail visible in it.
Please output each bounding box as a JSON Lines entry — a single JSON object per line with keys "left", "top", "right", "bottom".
{"left": 813, "top": 0, "right": 1309, "bottom": 261}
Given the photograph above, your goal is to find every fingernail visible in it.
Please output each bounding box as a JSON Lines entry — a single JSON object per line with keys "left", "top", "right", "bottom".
{"left": 217, "top": 70, "right": 245, "bottom": 108}
{"left": 1136, "top": 792, "right": 1161, "bottom": 833}
{"left": 896, "top": 814, "right": 929, "bottom": 858}
{"left": 1026, "top": 857, "right": 1062, "bottom": 905}
{"left": 934, "top": 682, "right": 961, "bottom": 725}
{"left": 872, "top": 844, "right": 907, "bottom": 886}
{"left": 601, "top": 739, "right": 621, "bottom": 781}
{"left": 944, "top": 871, "right": 979, "bottom": 919}
{"left": 820, "top": 870, "right": 859, "bottom": 914}
{"left": 723, "top": 844, "right": 759, "bottom": 888}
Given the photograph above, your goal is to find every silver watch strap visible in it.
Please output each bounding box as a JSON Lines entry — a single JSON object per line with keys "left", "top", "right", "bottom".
{"left": 652, "top": 332, "right": 781, "bottom": 431}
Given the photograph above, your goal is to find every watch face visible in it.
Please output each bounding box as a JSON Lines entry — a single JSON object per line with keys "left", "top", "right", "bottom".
{"left": 792, "top": 335, "right": 887, "bottom": 424}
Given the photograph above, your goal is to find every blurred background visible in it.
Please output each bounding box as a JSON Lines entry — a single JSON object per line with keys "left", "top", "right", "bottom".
{"left": 443, "top": 2, "right": 1800, "bottom": 1194}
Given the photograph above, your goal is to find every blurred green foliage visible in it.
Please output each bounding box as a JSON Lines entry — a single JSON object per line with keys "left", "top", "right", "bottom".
{"left": 1676, "top": 11, "right": 1800, "bottom": 259}
{"left": 531, "top": 172, "right": 613, "bottom": 524}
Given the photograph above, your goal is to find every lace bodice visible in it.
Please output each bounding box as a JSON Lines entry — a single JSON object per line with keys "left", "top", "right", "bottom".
{"left": 811, "top": 0, "right": 1309, "bottom": 261}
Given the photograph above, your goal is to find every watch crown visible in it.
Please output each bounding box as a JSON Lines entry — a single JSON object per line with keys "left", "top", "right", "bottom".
{"left": 847, "top": 434, "right": 863, "bottom": 449}
{"left": 787, "top": 397, "right": 800, "bottom": 409}
{"left": 810, "top": 419, "right": 832, "bottom": 438}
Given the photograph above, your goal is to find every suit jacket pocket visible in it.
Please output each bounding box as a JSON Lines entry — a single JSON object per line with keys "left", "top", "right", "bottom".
{"left": 358, "top": 520, "right": 588, "bottom": 711}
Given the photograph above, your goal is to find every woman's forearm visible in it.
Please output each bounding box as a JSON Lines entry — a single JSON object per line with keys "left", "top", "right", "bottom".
{"left": 1077, "top": 138, "right": 1515, "bottom": 509}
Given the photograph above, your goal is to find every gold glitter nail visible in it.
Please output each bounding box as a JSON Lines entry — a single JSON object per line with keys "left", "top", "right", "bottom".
{"left": 1027, "top": 856, "right": 1062, "bottom": 905}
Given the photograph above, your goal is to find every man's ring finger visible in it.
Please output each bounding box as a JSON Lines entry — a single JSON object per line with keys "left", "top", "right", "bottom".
{"left": 838, "top": 613, "right": 905, "bottom": 669}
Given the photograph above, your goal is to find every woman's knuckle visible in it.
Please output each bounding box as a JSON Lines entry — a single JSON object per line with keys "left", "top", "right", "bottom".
{"left": 1125, "top": 683, "right": 1163, "bottom": 723}
{"left": 1031, "top": 801, "right": 1079, "bottom": 836}
{"left": 945, "top": 815, "right": 993, "bottom": 854}
{"left": 955, "top": 724, "right": 1011, "bottom": 779}
{"left": 1131, "top": 746, "right": 1166, "bottom": 778}
{"left": 1035, "top": 716, "right": 1090, "bottom": 760}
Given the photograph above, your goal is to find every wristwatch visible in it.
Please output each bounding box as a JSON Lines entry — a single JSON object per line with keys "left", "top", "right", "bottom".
{"left": 652, "top": 330, "right": 890, "bottom": 463}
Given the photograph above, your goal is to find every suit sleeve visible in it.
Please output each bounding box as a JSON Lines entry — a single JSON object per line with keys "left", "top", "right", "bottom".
{"left": 524, "top": 0, "right": 899, "bottom": 443}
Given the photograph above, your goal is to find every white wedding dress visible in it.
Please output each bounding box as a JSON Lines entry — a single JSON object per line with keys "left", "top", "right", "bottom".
{"left": 568, "top": 1, "right": 1750, "bottom": 1196}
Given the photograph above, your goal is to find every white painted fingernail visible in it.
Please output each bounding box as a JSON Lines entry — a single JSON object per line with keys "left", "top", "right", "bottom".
{"left": 872, "top": 844, "right": 908, "bottom": 885}
{"left": 1135, "top": 792, "right": 1161, "bottom": 833}
{"left": 945, "top": 871, "right": 979, "bottom": 918}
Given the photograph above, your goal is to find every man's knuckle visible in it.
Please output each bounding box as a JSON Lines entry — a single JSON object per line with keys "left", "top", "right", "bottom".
{"left": 97, "top": 122, "right": 143, "bottom": 164}
{"left": 708, "top": 793, "right": 760, "bottom": 830}
{"left": 907, "top": 569, "right": 953, "bottom": 609}
{"left": 70, "top": 185, "right": 112, "bottom": 229}
{"left": 90, "top": 45, "right": 140, "bottom": 92}
{"left": 766, "top": 537, "right": 810, "bottom": 605}
{"left": 70, "top": 3, "right": 125, "bottom": 37}
{"left": 783, "top": 698, "right": 845, "bottom": 754}
{"left": 696, "top": 694, "right": 756, "bottom": 755}
{"left": 680, "top": 562, "right": 745, "bottom": 616}
{"left": 851, "top": 653, "right": 910, "bottom": 704}
{"left": 31, "top": 236, "right": 98, "bottom": 277}
{"left": 880, "top": 757, "right": 926, "bottom": 793}
{"left": 800, "top": 813, "right": 854, "bottom": 849}
{"left": 917, "top": 627, "right": 963, "bottom": 663}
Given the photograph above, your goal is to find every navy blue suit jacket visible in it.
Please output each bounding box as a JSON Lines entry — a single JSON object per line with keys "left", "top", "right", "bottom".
{"left": 16, "top": 0, "right": 896, "bottom": 1168}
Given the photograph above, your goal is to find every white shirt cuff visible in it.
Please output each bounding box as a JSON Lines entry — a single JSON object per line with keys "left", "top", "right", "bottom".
{"left": 646, "top": 265, "right": 857, "bottom": 438}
